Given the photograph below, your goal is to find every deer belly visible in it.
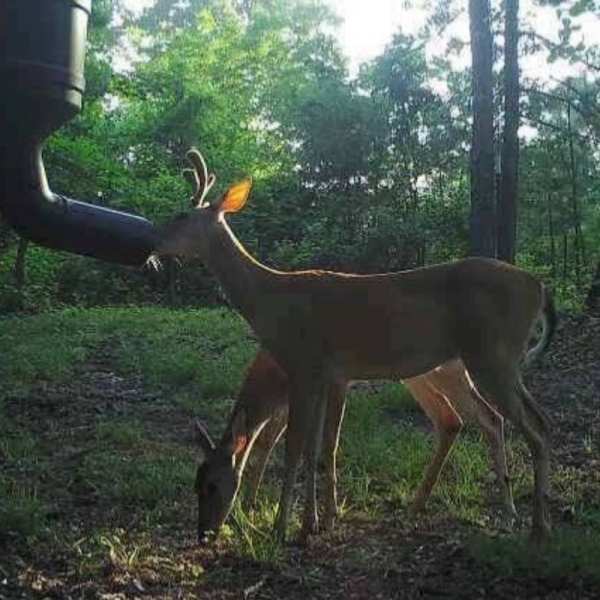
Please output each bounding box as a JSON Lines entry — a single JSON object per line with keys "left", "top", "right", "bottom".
{"left": 330, "top": 335, "right": 457, "bottom": 381}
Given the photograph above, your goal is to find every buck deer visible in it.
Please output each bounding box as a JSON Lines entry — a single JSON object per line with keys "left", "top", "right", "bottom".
{"left": 151, "top": 149, "right": 555, "bottom": 541}
{"left": 192, "top": 350, "right": 517, "bottom": 540}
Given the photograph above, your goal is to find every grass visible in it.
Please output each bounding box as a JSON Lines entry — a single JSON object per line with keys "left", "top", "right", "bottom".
{"left": 0, "top": 425, "right": 37, "bottom": 462}
{"left": 339, "top": 383, "right": 489, "bottom": 520}
{"left": 0, "top": 305, "right": 524, "bottom": 538}
{"left": 229, "top": 498, "right": 285, "bottom": 563}
{"left": 112, "top": 307, "right": 255, "bottom": 397}
{"left": 0, "top": 416, "right": 49, "bottom": 537}
{"left": 82, "top": 447, "right": 196, "bottom": 510}
{"left": 0, "top": 306, "right": 255, "bottom": 401}
{"left": 96, "top": 421, "right": 143, "bottom": 446}
{"left": 0, "top": 305, "right": 598, "bottom": 594}
{"left": 0, "top": 483, "right": 46, "bottom": 538}
{"left": 468, "top": 528, "right": 600, "bottom": 585}
{"left": 73, "top": 527, "right": 205, "bottom": 582}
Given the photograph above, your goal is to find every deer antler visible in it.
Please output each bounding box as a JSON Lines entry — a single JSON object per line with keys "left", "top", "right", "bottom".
{"left": 185, "top": 148, "right": 216, "bottom": 208}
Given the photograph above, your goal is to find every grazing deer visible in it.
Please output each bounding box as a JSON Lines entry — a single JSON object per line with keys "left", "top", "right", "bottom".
{"left": 151, "top": 149, "right": 555, "bottom": 541}
{"left": 192, "top": 351, "right": 517, "bottom": 540}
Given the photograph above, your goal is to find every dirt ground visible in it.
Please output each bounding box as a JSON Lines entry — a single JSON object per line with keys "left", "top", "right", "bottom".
{"left": 1, "top": 312, "right": 600, "bottom": 599}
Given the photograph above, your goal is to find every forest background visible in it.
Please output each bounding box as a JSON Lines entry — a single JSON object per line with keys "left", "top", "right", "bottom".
{"left": 1, "top": 0, "right": 599, "bottom": 313}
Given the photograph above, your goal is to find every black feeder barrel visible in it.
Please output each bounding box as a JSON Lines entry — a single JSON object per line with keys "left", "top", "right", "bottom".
{"left": 0, "top": 0, "right": 159, "bottom": 266}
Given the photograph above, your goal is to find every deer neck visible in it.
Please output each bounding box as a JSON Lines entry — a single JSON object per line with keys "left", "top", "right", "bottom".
{"left": 222, "top": 417, "right": 267, "bottom": 478}
{"left": 205, "top": 217, "right": 274, "bottom": 323}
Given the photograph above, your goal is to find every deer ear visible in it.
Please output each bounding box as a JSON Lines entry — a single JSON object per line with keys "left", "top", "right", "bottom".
{"left": 225, "top": 409, "right": 248, "bottom": 456}
{"left": 193, "top": 420, "right": 216, "bottom": 456}
{"left": 219, "top": 179, "right": 252, "bottom": 214}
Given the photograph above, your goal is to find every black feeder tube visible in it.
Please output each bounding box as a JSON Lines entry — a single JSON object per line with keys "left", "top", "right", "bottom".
{"left": 0, "top": 0, "right": 159, "bottom": 266}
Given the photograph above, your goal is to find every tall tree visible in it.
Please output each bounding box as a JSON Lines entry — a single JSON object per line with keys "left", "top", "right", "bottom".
{"left": 498, "top": 0, "right": 520, "bottom": 264}
{"left": 468, "top": 0, "right": 496, "bottom": 257}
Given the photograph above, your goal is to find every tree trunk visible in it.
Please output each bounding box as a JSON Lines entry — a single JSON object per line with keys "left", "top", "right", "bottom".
{"left": 468, "top": 0, "right": 496, "bottom": 258}
{"left": 567, "top": 102, "right": 586, "bottom": 286}
{"left": 562, "top": 233, "right": 568, "bottom": 288}
{"left": 547, "top": 193, "right": 556, "bottom": 279}
{"left": 497, "top": 0, "right": 520, "bottom": 264}
{"left": 585, "top": 255, "right": 600, "bottom": 311}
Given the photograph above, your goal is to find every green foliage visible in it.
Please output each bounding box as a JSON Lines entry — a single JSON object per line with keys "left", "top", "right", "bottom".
{"left": 0, "top": 0, "right": 597, "bottom": 310}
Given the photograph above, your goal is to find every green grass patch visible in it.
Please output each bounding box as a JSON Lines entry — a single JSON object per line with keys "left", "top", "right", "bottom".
{"left": 0, "top": 419, "right": 49, "bottom": 538}
{"left": 0, "top": 425, "right": 37, "bottom": 462}
{"left": 577, "top": 506, "right": 600, "bottom": 531}
{"left": 83, "top": 448, "right": 195, "bottom": 510}
{"left": 113, "top": 307, "right": 255, "bottom": 396}
{"left": 0, "top": 482, "right": 46, "bottom": 538}
{"left": 0, "top": 309, "right": 91, "bottom": 398}
{"left": 0, "top": 306, "right": 256, "bottom": 400}
{"left": 468, "top": 529, "right": 600, "bottom": 584}
{"left": 96, "top": 421, "right": 143, "bottom": 447}
{"left": 228, "top": 495, "right": 284, "bottom": 563}
{"left": 174, "top": 390, "right": 234, "bottom": 422}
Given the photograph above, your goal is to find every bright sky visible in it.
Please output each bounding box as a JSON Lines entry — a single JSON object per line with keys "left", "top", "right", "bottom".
{"left": 328, "top": 0, "right": 598, "bottom": 82}
{"left": 122, "top": 0, "right": 599, "bottom": 82}
{"left": 328, "top": 0, "right": 426, "bottom": 70}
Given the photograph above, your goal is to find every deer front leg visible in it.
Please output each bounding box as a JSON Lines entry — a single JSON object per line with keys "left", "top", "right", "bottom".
{"left": 322, "top": 379, "right": 347, "bottom": 530}
{"left": 275, "top": 379, "right": 322, "bottom": 541}
{"left": 301, "top": 383, "right": 328, "bottom": 540}
{"left": 244, "top": 408, "right": 287, "bottom": 511}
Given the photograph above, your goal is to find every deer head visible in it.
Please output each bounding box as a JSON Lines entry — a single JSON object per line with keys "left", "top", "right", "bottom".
{"left": 153, "top": 149, "right": 252, "bottom": 261}
{"left": 193, "top": 414, "right": 248, "bottom": 541}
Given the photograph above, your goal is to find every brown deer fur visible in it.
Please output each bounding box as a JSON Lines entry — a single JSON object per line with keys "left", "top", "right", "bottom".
{"left": 153, "top": 149, "right": 555, "bottom": 540}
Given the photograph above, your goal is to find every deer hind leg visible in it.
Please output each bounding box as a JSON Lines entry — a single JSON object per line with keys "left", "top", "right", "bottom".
{"left": 321, "top": 380, "right": 348, "bottom": 530}
{"left": 467, "top": 385, "right": 516, "bottom": 520}
{"left": 463, "top": 358, "right": 551, "bottom": 540}
{"left": 516, "top": 378, "right": 551, "bottom": 538}
{"left": 403, "top": 376, "right": 463, "bottom": 513}
{"left": 430, "top": 361, "right": 516, "bottom": 520}
{"left": 244, "top": 407, "right": 287, "bottom": 510}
